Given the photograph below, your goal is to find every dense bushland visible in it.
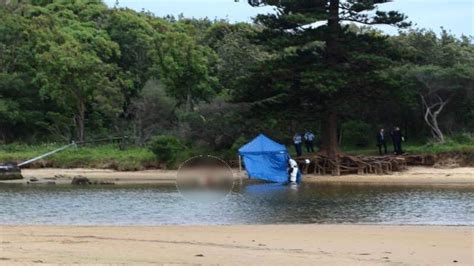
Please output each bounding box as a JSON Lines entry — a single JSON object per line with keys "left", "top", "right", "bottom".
{"left": 1, "top": 1, "right": 472, "bottom": 167}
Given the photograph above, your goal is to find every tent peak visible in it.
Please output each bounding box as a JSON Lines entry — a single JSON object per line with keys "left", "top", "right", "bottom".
{"left": 238, "top": 134, "right": 288, "bottom": 154}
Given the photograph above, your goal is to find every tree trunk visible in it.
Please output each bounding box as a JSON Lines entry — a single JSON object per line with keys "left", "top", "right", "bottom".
{"left": 430, "top": 112, "right": 444, "bottom": 143}
{"left": 318, "top": 0, "right": 341, "bottom": 159}
{"left": 319, "top": 112, "right": 339, "bottom": 158}
{"left": 75, "top": 100, "right": 85, "bottom": 143}
{"left": 338, "top": 127, "right": 342, "bottom": 145}
{"left": 420, "top": 94, "right": 448, "bottom": 144}
{"left": 326, "top": 0, "right": 340, "bottom": 61}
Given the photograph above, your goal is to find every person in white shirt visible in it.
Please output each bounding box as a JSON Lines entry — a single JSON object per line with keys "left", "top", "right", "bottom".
{"left": 303, "top": 131, "right": 315, "bottom": 153}
{"left": 288, "top": 158, "right": 299, "bottom": 183}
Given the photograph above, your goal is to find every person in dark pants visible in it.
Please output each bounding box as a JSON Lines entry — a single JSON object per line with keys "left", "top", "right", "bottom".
{"left": 390, "top": 128, "right": 396, "bottom": 153}
{"left": 293, "top": 133, "right": 303, "bottom": 156}
{"left": 304, "top": 130, "right": 315, "bottom": 153}
{"left": 391, "top": 127, "right": 404, "bottom": 155}
{"left": 376, "top": 128, "right": 388, "bottom": 155}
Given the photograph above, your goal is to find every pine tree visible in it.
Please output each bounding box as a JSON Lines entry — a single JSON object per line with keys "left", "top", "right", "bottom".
{"left": 248, "top": 0, "right": 409, "bottom": 158}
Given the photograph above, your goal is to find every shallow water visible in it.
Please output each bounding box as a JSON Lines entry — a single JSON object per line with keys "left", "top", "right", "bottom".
{"left": 0, "top": 183, "right": 473, "bottom": 225}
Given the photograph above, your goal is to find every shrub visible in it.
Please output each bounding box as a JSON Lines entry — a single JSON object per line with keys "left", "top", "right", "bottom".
{"left": 148, "top": 135, "right": 183, "bottom": 168}
{"left": 230, "top": 136, "right": 248, "bottom": 154}
{"left": 451, "top": 132, "right": 474, "bottom": 145}
{"left": 342, "top": 120, "right": 372, "bottom": 147}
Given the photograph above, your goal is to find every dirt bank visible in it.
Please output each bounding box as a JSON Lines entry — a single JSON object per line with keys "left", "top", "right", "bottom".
{"left": 404, "top": 150, "right": 474, "bottom": 167}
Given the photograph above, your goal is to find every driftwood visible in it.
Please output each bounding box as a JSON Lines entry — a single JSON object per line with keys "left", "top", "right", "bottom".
{"left": 297, "top": 154, "right": 407, "bottom": 176}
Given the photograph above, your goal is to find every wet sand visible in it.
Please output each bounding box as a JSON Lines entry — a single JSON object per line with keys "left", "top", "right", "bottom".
{"left": 1, "top": 225, "right": 472, "bottom": 265}
{"left": 5, "top": 166, "right": 474, "bottom": 186}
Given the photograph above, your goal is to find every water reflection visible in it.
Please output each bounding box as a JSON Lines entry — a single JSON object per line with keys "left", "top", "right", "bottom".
{"left": 0, "top": 183, "right": 472, "bottom": 225}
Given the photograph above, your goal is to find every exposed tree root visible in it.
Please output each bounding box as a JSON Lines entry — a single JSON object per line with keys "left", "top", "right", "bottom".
{"left": 233, "top": 151, "right": 474, "bottom": 176}
{"left": 296, "top": 154, "right": 408, "bottom": 176}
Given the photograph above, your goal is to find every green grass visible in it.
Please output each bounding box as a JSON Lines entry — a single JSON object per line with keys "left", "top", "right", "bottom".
{"left": 404, "top": 142, "right": 474, "bottom": 154}
{"left": 285, "top": 139, "right": 474, "bottom": 157}
{"left": 0, "top": 143, "right": 157, "bottom": 171}
{"left": 343, "top": 140, "right": 474, "bottom": 156}
{"left": 1, "top": 138, "right": 472, "bottom": 170}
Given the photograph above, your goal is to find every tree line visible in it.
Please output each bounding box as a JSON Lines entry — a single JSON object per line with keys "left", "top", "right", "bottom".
{"left": 1, "top": 0, "right": 473, "bottom": 157}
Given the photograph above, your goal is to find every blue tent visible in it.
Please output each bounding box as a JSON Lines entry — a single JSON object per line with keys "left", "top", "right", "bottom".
{"left": 239, "top": 134, "right": 300, "bottom": 183}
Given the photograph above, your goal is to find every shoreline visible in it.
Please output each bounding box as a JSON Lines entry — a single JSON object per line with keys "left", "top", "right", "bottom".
{"left": 1, "top": 224, "right": 472, "bottom": 265}
{"left": 1, "top": 223, "right": 474, "bottom": 227}
{"left": 1, "top": 166, "right": 473, "bottom": 186}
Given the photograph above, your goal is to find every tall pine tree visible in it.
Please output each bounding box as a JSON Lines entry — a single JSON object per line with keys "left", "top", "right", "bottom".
{"left": 247, "top": 0, "right": 409, "bottom": 158}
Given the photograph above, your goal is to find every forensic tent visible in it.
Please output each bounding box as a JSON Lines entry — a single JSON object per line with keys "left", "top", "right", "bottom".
{"left": 238, "top": 134, "right": 292, "bottom": 183}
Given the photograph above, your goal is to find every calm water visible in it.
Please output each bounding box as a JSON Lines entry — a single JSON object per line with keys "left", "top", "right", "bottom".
{"left": 0, "top": 183, "right": 473, "bottom": 225}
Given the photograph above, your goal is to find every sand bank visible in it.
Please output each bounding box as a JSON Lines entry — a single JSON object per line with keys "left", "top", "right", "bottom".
{"left": 2, "top": 166, "right": 472, "bottom": 186}
{"left": 1, "top": 225, "right": 472, "bottom": 265}
{"left": 304, "top": 166, "right": 474, "bottom": 186}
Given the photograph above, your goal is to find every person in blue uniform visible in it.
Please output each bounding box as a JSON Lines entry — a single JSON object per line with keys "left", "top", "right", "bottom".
{"left": 293, "top": 133, "right": 303, "bottom": 156}
{"left": 304, "top": 131, "right": 315, "bottom": 153}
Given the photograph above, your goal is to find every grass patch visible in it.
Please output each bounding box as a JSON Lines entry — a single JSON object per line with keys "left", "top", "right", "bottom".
{"left": 285, "top": 139, "right": 474, "bottom": 157}
{"left": 0, "top": 143, "right": 157, "bottom": 171}
{"left": 343, "top": 140, "right": 474, "bottom": 156}
{"left": 1, "top": 138, "right": 472, "bottom": 170}
{"left": 405, "top": 142, "right": 474, "bottom": 154}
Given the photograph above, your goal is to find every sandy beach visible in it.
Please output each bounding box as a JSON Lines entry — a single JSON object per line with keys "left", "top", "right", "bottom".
{"left": 1, "top": 225, "right": 472, "bottom": 265}
{"left": 5, "top": 166, "right": 473, "bottom": 186}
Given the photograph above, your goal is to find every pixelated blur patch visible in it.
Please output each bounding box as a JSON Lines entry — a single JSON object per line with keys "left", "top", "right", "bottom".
{"left": 176, "top": 155, "right": 235, "bottom": 202}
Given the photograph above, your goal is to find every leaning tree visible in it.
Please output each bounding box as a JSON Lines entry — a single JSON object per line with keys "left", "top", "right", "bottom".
{"left": 246, "top": 0, "right": 409, "bottom": 159}
{"left": 400, "top": 65, "right": 474, "bottom": 143}
{"left": 389, "top": 30, "right": 474, "bottom": 144}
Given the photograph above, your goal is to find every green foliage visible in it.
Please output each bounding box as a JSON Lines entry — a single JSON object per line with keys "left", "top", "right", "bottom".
{"left": 148, "top": 135, "right": 183, "bottom": 168}
{"left": 105, "top": 8, "right": 156, "bottom": 95}
{"left": 230, "top": 136, "right": 249, "bottom": 154}
{"left": 450, "top": 133, "right": 474, "bottom": 145}
{"left": 342, "top": 120, "right": 372, "bottom": 147}
{"left": 31, "top": 1, "right": 123, "bottom": 142}
{"left": 343, "top": 139, "right": 474, "bottom": 156}
{"left": 205, "top": 22, "right": 269, "bottom": 94}
{"left": 388, "top": 29, "right": 474, "bottom": 142}
{"left": 153, "top": 29, "right": 218, "bottom": 111}
{"left": 129, "top": 80, "right": 176, "bottom": 144}
{"left": 0, "top": 6, "right": 47, "bottom": 141}
{"left": 408, "top": 139, "right": 474, "bottom": 155}
{"left": 0, "top": 1, "right": 473, "bottom": 165}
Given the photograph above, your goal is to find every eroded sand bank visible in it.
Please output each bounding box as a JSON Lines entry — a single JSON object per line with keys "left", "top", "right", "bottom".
{"left": 1, "top": 225, "right": 472, "bottom": 265}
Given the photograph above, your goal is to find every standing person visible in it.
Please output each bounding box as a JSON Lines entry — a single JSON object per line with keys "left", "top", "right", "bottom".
{"left": 304, "top": 130, "right": 315, "bottom": 153}
{"left": 288, "top": 158, "right": 299, "bottom": 184}
{"left": 390, "top": 128, "right": 397, "bottom": 153}
{"left": 391, "top": 127, "right": 404, "bottom": 155}
{"left": 293, "top": 132, "right": 303, "bottom": 156}
{"left": 376, "top": 128, "right": 387, "bottom": 155}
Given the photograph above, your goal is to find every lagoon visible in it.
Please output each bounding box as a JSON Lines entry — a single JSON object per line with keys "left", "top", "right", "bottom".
{"left": 0, "top": 183, "right": 472, "bottom": 225}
